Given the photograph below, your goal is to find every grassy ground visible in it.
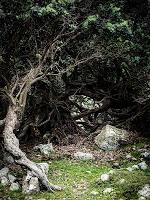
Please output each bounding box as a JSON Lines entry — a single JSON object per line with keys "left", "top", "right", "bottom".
{"left": 0, "top": 140, "right": 150, "bottom": 200}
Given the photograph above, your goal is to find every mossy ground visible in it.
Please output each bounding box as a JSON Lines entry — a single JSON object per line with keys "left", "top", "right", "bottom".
{"left": 0, "top": 139, "right": 150, "bottom": 200}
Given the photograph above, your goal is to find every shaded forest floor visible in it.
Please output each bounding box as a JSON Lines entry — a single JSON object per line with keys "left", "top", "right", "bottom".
{"left": 0, "top": 137, "right": 150, "bottom": 200}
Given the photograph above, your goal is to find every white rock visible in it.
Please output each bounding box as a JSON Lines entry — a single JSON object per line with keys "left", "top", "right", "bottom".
{"left": 74, "top": 152, "right": 94, "bottom": 160}
{"left": 119, "top": 179, "right": 125, "bottom": 184}
{"left": 25, "top": 171, "right": 33, "bottom": 182}
{"left": 108, "top": 170, "right": 115, "bottom": 174}
{"left": 34, "top": 143, "right": 54, "bottom": 157}
{"left": 0, "top": 176, "right": 9, "bottom": 186}
{"left": 90, "top": 191, "right": 99, "bottom": 195}
{"left": 94, "top": 125, "right": 130, "bottom": 150}
{"left": 113, "top": 162, "right": 120, "bottom": 167}
{"left": 126, "top": 154, "right": 132, "bottom": 159}
{"left": 138, "top": 161, "right": 148, "bottom": 170}
{"left": 132, "top": 165, "right": 139, "bottom": 170}
{"left": 9, "top": 182, "right": 20, "bottom": 191}
{"left": 3, "top": 152, "right": 14, "bottom": 164}
{"left": 100, "top": 174, "right": 110, "bottom": 182}
{"left": 139, "top": 197, "right": 146, "bottom": 200}
{"left": 138, "top": 184, "right": 150, "bottom": 197}
{"left": 28, "top": 177, "right": 40, "bottom": 193}
{"left": 127, "top": 167, "right": 133, "bottom": 172}
{"left": 0, "top": 167, "right": 9, "bottom": 178}
{"left": 37, "top": 199, "right": 46, "bottom": 200}
{"left": 8, "top": 174, "right": 16, "bottom": 183}
{"left": 141, "top": 152, "right": 150, "bottom": 158}
{"left": 22, "top": 171, "right": 40, "bottom": 194}
{"left": 103, "top": 188, "right": 113, "bottom": 193}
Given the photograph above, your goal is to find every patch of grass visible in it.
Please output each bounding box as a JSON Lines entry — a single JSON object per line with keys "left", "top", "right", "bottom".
{"left": 0, "top": 139, "right": 150, "bottom": 200}
{"left": 32, "top": 159, "right": 149, "bottom": 200}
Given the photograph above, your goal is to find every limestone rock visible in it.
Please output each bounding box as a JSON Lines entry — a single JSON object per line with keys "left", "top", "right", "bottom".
{"left": 0, "top": 167, "right": 9, "bottom": 178}
{"left": 127, "top": 167, "right": 134, "bottom": 172}
{"left": 139, "top": 197, "right": 146, "bottom": 200}
{"left": 22, "top": 171, "right": 40, "bottom": 194}
{"left": 100, "top": 174, "right": 110, "bottom": 182}
{"left": 138, "top": 184, "right": 150, "bottom": 197}
{"left": 112, "top": 162, "right": 120, "bottom": 168}
{"left": 3, "top": 152, "right": 14, "bottom": 164}
{"left": 34, "top": 143, "right": 54, "bottom": 157}
{"left": 132, "top": 165, "right": 139, "bottom": 170}
{"left": 73, "top": 152, "right": 94, "bottom": 160}
{"left": 126, "top": 154, "right": 132, "bottom": 159}
{"left": 0, "top": 176, "right": 9, "bottom": 186}
{"left": 94, "top": 125, "right": 130, "bottom": 150}
{"left": 9, "top": 182, "right": 20, "bottom": 191}
{"left": 138, "top": 161, "right": 148, "bottom": 170}
{"left": 8, "top": 174, "right": 16, "bottom": 184}
{"left": 103, "top": 188, "right": 113, "bottom": 193}
{"left": 119, "top": 179, "right": 125, "bottom": 184}
{"left": 90, "top": 191, "right": 99, "bottom": 195}
{"left": 28, "top": 177, "right": 40, "bottom": 193}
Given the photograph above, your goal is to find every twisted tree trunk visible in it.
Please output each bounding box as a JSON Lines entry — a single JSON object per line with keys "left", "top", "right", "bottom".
{"left": 1, "top": 64, "right": 62, "bottom": 192}
{"left": 3, "top": 105, "right": 61, "bottom": 191}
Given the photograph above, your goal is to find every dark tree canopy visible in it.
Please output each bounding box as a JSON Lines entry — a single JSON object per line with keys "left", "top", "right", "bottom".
{"left": 0, "top": 0, "right": 150, "bottom": 141}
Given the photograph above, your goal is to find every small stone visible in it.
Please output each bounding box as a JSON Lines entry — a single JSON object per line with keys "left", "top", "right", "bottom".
{"left": 100, "top": 174, "right": 110, "bottom": 182}
{"left": 0, "top": 176, "right": 9, "bottom": 186}
{"left": 108, "top": 170, "right": 115, "bottom": 174}
{"left": 9, "top": 182, "right": 20, "bottom": 191}
{"left": 3, "top": 152, "right": 14, "bottom": 164}
{"left": 113, "top": 162, "right": 120, "bottom": 168}
{"left": 132, "top": 147, "right": 136, "bottom": 150}
{"left": 139, "top": 197, "right": 146, "bottom": 200}
{"left": 132, "top": 165, "right": 139, "bottom": 170}
{"left": 74, "top": 152, "right": 94, "bottom": 160}
{"left": 126, "top": 154, "right": 132, "bottom": 159}
{"left": 37, "top": 199, "right": 46, "bottom": 200}
{"left": 86, "top": 171, "right": 92, "bottom": 174}
{"left": 34, "top": 143, "right": 54, "bottom": 157}
{"left": 8, "top": 174, "right": 16, "bottom": 183}
{"left": 138, "top": 161, "right": 148, "bottom": 170}
{"left": 138, "top": 184, "right": 150, "bottom": 197}
{"left": 141, "top": 152, "right": 150, "bottom": 158}
{"left": 103, "top": 188, "right": 113, "bottom": 193}
{"left": 90, "top": 191, "right": 99, "bottom": 195}
{"left": 28, "top": 177, "right": 40, "bottom": 193}
{"left": 0, "top": 167, "right": 9, "bottom": 178}
{"left": 127, "top": 167, "right": 133, "bottom": 172}
{"left": 132, "top": 157, "right": 137, "bottom": 161}
{"left": 119, "top": 179, "right": 125, "bottom": 184}
{"left": 22, "top": 172, "right": 40, "bottom": 194}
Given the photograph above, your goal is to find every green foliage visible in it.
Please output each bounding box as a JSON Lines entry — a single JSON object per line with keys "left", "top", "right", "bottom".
{"left": 0, "top": 0, "right": 149, "bottom": 127}
{"left": 83, "top": 15, "right": 99, "bottom": 28}
{"left": 106, "top": 19, "right": 132, "bottom": 35}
